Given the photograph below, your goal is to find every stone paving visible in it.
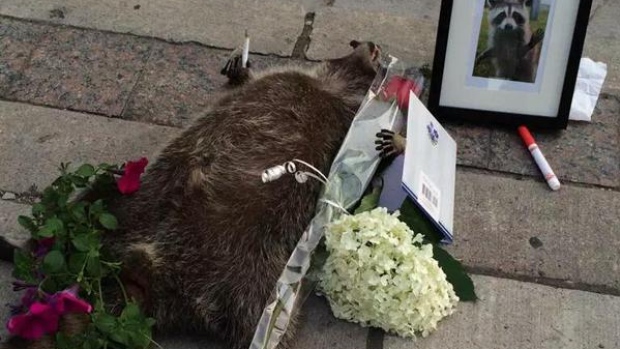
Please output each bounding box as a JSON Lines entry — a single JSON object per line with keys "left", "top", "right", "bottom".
{"left": 0, "top": 0, "right": 619, "bottom": 348}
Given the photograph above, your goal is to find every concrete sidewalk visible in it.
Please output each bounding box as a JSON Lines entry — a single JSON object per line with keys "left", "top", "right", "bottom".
{"left": 0, "top": 0, "right": 619, "bottom": 348}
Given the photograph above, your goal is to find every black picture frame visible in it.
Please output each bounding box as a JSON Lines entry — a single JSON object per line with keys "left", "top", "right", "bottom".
{"left": 428, "top": 0, "right": 593, "bottom": 130}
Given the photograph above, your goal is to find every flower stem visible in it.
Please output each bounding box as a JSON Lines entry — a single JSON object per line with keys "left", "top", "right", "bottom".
{"left": 97, "top": 278, "right": 104, "bottom": 306}
{"left": 112, "top": 273, "right": 129, "bottom": 304}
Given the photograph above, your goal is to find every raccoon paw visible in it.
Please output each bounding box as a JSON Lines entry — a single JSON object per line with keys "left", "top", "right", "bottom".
{"left": 221, "top": 53, "right": 252, "bottom": 86}
{"left": 375, "top": 129, "right": 406, "bottom": 158}
{"left": 530, "top": 28, "right": 544, "bottom": 47}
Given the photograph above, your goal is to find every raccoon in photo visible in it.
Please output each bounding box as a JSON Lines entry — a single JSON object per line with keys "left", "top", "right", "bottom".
{"left": 481, "top": 0, "right": 543, "bottom": 83}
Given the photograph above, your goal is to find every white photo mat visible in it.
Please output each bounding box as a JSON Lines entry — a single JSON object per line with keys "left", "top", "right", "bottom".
{"left": 439, "top": 0, "right": 581, "bottom": 117}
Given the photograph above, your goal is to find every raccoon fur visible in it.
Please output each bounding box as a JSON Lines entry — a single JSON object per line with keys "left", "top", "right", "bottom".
{"left": 0, "top": 40, "right": 381, "bottom": 349}
{"left": 485, "top": 0, "right": 540, "bottom": 82}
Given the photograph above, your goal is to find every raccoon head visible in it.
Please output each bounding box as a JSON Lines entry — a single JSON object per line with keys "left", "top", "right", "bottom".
{"left": 487, "top": 0, "right": 530, "bottom": 31}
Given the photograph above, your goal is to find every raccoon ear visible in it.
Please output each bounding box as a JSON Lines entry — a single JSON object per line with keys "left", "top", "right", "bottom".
{"left": 486, "top": 0, "right": 499, "bottom": 7}
{"left": 350, "top": 40, "right": 361, "bottom": 49}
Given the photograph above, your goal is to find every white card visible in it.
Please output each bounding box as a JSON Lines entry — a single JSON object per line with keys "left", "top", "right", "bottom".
{"left": 401, "top": 91, "right": 457, "bottom": 243}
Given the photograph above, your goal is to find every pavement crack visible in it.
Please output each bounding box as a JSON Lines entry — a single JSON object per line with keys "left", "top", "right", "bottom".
{"left": 291, "top": 12, "right": 316, "bottom": 59}
{"left": 119, "top": 43, "right": 154, "bottom": 118}
{"left": 466, "top": 266, "right": 620, "bottom": 297}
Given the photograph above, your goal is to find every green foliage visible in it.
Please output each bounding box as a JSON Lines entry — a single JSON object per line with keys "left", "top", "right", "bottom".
{"left": 397, "top": 198, "right": 477, "bottom": 302}
{"left": 13, "top": 162, "right": 156, "bottom": 348}
{"left": 432, "top": 246, "right": 478, "bottom": 302}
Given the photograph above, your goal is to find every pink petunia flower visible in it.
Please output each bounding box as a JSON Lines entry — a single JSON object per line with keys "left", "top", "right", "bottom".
{"left": 49, "top": 286, "right": 93, "bottom": 314}
{"left": 34, "top": 237, "right": 55, "bottom": 258}
{"left": 117, "top": 157, "right": 148, "bottom": 195}
{"left": 7, "top": 285, "right": 93, "bottom": 340}
{"left": 7, "top": 302, "right": 60, "bottom": 340}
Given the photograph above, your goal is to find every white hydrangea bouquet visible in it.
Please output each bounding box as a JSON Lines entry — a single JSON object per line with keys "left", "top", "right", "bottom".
{"left": 318, "top": 206, "right": 460, "bottom": 338}
{"left": 250, "top": 54, "right": 476, "bottom": 349}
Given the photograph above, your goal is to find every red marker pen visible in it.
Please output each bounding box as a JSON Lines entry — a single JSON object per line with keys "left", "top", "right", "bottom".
{"left": 518, "top": 126, "right": 561, "bottom": 191}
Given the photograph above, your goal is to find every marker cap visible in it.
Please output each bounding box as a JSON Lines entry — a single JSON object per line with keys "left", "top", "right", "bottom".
{"left": 518, "top": 125, "right": 535, "bottom": 147}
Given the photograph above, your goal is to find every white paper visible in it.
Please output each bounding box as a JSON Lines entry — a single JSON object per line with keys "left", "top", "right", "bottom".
{"left": 402, "top": 91, "right": 457, "bottom": 243}
{"left": 569, "top": 57, "right": 608, "bottom": 122}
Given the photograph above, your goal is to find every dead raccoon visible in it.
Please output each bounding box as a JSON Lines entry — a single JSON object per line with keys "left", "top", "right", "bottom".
{"left": 0, "top": 40, "right": 381, "bottom": 349}
{"left": 477, "top": 0, "right": 544, "bottom": 83}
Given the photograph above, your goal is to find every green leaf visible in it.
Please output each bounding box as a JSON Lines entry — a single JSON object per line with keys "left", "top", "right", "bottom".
{"left": 45, "top": 217, "right": 64, "bottom": 234}
{"left": 89, "top": 200, "right": 104, "bottom": 218}
{"left": 37, "top": 226, "right": 55, "bottom": 238}
{"left": 71, "top": 203, "right": 88, "bottom": 223}
{"left": 72, "top": 234, "right": 93, "bottom": 252}
{"left": 109, "top": 330, "right": 129, "bottom": 346}
{"left": 32, "top": 203, "right": 46, "bottom": 216}
{"left": 398, "top": 198, "right": 442, "bottom": 244}
{"left": 40, "top": 275, "right": 58, "bottom": 293}
{"left": 68, "top": 252, "right": 88, "bottom": 273}
{"left": 43, "top": 250, "right": 66, "bottom": 273}
{"left": 98, "top": 213, "right": 118, "bottom": 230}
{"left": 76, "top": 164, "right": 96, "bottom": 177}
{"left": 354, "top": 180, "right": 383, "bottom": 214}
{"left": 86, "top": 254, "right": 101, "bottom": 277}
{"left": 93, "top": 312, "right": 117, "bottom": 334}
{"left": 13, "top": 249, "right": 36, "bottom": 283}
{"left": 121, "top": 302, "right": 141, "bottom": 320}
{"left": 17, "top": 215, "right": 38, "bottom": 234}
{"left": 433, "top": 245, "right": 477, "bottom": 302}
{"left": 70, "top": 175, "right": 88, "bottom": 187}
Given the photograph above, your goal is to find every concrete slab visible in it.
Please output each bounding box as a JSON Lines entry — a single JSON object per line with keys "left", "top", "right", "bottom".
{"left": 0, "top": 0, "right": 305, "bottom": 56}
{"left": 0, "top": 200, "right": 30, "bottom": 244}
{"left": 330, "top": 0, "right": 440, "bottom": 21}
{"left": 385, "top": 275, "right": 620, "bottom": 349}
{"left": 2, "top": 17, "right": 152, "bottom": 117}
{"left": 449, "top": 170, "right": 620, "bottom": 292}
{"left": 0, "top": 101, "right": 181, "bottom": 193}
{"left": 124, "top": 42, "right": 290, "bottom": 128}
{"left": 307, "top": 7, "right": 437, "bottom": 66}
{"left": 487, "top": 94, "right": 620, "bottom": 188}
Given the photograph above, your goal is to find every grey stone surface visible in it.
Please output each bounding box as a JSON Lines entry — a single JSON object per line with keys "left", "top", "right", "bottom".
{"left": 0, "top": 0, "right": 305, "bottom": 56}
{"left": 487, "top": 94, "right": 620, "bottom": 188}
{"left": 294, "top": 294, "right": 369, "bottom": 349}
{"left": 0, "top": 101, "right": 181, "bottom": 193}
{"left": 330, "top": 0, "right": 440, "bottom": 21}
{"left": 4, "top": 19, "right": 152, "bottom": 117}
{"left": 385, "top": 275, "right": 620, "bottom": 349}
{"left": 443, "top": 121, "right": 492, "bottom": 168}
{"left": 153, "top": 294, "right": 368, "bottom": 348}
{"left": 123, "top": 43, "right": 290, "bottom": 128}
{"left": 584, "top": 0, "right": 620, "bottom": 94}
{"left": 448, "top": 170, "right": 620, "bottom": 291}
{"left": 307, "top": 7, "right": 437, "bottom": 67}
{"left": 0, "top": 200, "right": 30, "bottom": 243}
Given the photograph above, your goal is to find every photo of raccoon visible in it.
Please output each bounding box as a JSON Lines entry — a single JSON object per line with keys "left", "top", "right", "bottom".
{"left": 473, "top": 0, "right": 551, "bottom": 83}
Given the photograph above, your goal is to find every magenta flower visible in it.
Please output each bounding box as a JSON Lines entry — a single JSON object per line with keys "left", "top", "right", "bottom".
{"left": 117, "top": 157, "right": 148, "bottom": 195}
{"left": 7, "top": 285, "right": 92, "bottom": 340}
{"left": 7, "top": 302, "right": 60, "bottom": 340}
{"left": 34, "top": 237, "right": 55, "bottom": 258}
{"left": 49, "top": 286, "right": 93, "bottom": 314}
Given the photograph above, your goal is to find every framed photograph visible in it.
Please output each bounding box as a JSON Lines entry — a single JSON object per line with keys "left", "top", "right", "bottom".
{"left": 428, "top": 0, "right": 593, "bottom": 129}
